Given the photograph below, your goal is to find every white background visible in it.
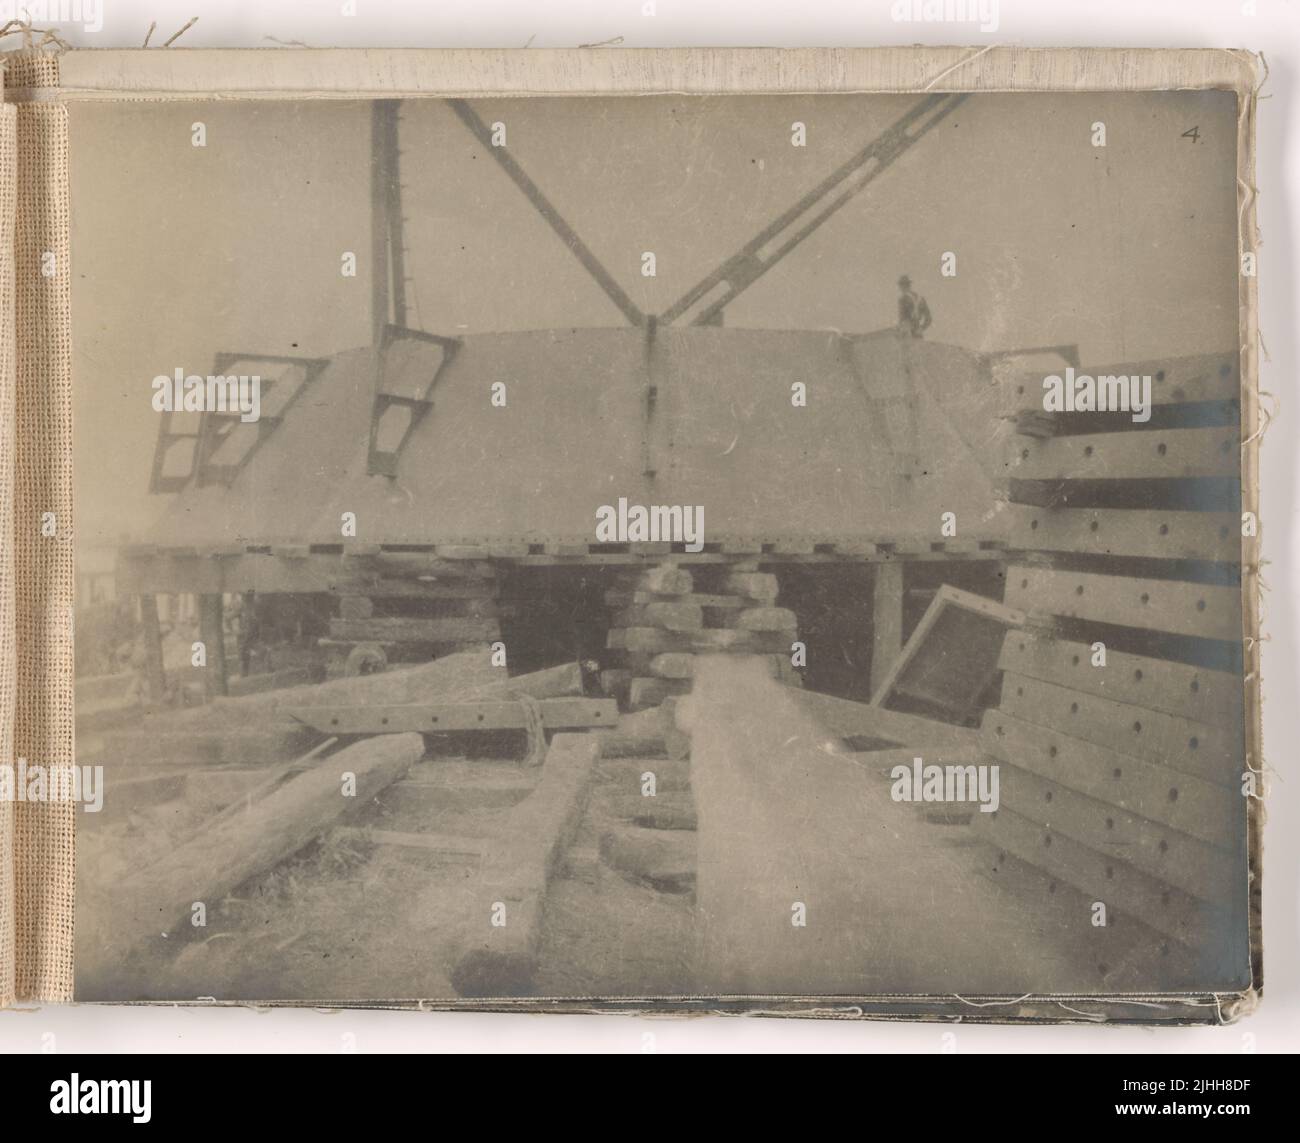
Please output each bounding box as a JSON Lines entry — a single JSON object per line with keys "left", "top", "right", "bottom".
{"left": 2, "top": 0, "right": 1295, "bottom": 1055}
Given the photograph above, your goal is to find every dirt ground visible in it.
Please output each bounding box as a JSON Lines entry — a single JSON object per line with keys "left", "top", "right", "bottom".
{"left": 75, "top": 659, "right": 1183, "bottom": 1003}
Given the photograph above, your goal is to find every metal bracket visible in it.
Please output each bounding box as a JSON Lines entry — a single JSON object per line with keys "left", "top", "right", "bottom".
{"left": 149, "top": 352, "right": 329, "bottom": 492}
{"left": 367, "top": 324, "right": 461, "bottom": 477}
{"left": 194, "top": 353, "right": 330, "bottom": 487}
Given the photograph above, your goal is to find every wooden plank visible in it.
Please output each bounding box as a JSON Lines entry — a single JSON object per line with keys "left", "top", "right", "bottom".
{"left": 197, "top": 593, "right": 229, "bottom": 698}
{"left": 265, "top": 658, "right": 578, "bottom": 713}
{"left": 598, "top": 668, "right": 632, "bottom": 702}
{"left": 599, "top": 825, "right": 696, "bottom": 893}
{"left": 1011, "top": 506, "right": 1239, "bottom": 562}
{"left": 834, "top": 746, "right": 985, "bottom": 770}
{"left": 634, "top": 565, "right": 693, "bottom": 594}
{"left": 450, "top": 734, "right": 601, "bottom": 996}
{"left": 127, "top": 551, "right": 499, "bottom": 596}
{"left": 645, "top": 652, "right": 695, "bottom": 680}
{"left": 139, "top": 594, "right": 167, "bottom": 703}
{"left": 335, "top": 826, "right": 486, "bottom": 859}
{"left": 607, "top": 626, "right": 791, "bottom": 655}
{"left": 788, "top": 688, "right": 980, "bottom": 755}
{"left": 1000, "top": 672, "right": 1240, "bottom": 787}
{"left": 981, "top": 710, "right": 1238, "bottom": 846}
{"left": 689, "top": 628, "right": 790, "bottom": 653}
{"left": 389, "top": 579, "right": 497, "bottom": 599}
{"left": 870, "top": 583, "right": 1023, "bottom": 709}
{"left": 971, "top": 845, "right": 1205, "bottom": 991}
{"left": 593, "top": 786, "right": 697, "bottom": 831}
{"left": 201, "top": 736, "right": 340, "bottom": 832}
{"left": 372, "top": 552, "right": 496, "bottom": 579}
{"left": 606, "top": 626, "right": 685, "bottom": 654}
{"left": 1104, "top": 354, "right": 1241, "bottom": 406}
{"left": 604, "top": 589, "right": 745, "bottom": 610}
{"left": 96, "top": 733, "right": 424, "bottom": 967}
{"left": 722, "top": 572, "right": 779, "bottom": 604}
{"left": 117, "top": 546, "right": 1008, "bottom": 594}
{"left": 610, "top": 602, "right": 704, "bottom": 631}
{"left": 870, "top": 561, "right": 904, "bottom": 697}
{"left": 976, "top": 806, "right": 1229, "bottom": 951}
{"left": 730, "top": 606, "right": 798, "bottom": 632}
{"left": 997, "top": 632, "right": 1242, "bottom": 725}
{"left": 1013, "top": 402, "right": 1238, "bottom": 440}
{"left": 329, "top": 616, "right": 500, "bottom": 643}
{"left": 1004, "top": 565, "right": 1240, "bottom": 642}
{"left": 659, "top": 697, "right": 692, "bottom": 760}
{"left": 1006, "top": 352, "right": 1239, "bottom": 411}
{"left": 594, "top": 715, "right": 668, "bottom": 760}
{"left": 284, "top": 697, "right": 617, "bottom": 735}
{"left": 994, "top": 764, "right": 1235, "bottom": 905}
{"left": 115, "top": 659, "right": 582, "bottom": 768}
{"left": 596, "top": 756, "right": 691, "bottom": 791}
{"left": 1013, "top": 426, "right": 1240, "bottom": 481}
{"left": 393, "top": 761, "right": 535, "bottom": 806}
{"left": 617, "top": 651, "right": 799, "bottom": 684}
{"left": 627, "top": 677, "right": 690, "bottom": 709}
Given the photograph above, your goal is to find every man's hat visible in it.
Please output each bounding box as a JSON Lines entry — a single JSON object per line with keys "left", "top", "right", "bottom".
{"left": 898, "top": 275, "right": 912, "bottom": 288}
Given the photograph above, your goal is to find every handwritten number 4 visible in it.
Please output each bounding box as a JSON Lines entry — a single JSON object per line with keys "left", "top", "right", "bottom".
{"left": 1182, "top": 126, "right": 1200, "bottom": 143}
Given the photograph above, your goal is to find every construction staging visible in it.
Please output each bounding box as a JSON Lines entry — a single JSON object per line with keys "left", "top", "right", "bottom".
{"left": 72, "top": 96, "right": 1252, "bottom": 1007}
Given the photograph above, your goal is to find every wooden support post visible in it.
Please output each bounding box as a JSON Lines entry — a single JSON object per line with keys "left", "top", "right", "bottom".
{"left": 870, "top": 561, "right": 904, "bottom": 697}
{"left": 139, "top": 593, "right": 166, "bottom": 703}
{"left": 198, "top": 593, "right": 229, "bottom": 698}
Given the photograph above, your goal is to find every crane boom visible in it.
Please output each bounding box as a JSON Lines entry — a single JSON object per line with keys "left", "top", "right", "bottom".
{"left": 658, "top": 93, "right": 969, "bottom": 326}
{"left": 448, "top": 99, "right": 647, "bottom": 328}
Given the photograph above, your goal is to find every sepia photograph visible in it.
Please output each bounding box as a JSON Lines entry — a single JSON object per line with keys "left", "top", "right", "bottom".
{"left": 67, "top": 87, "right": 1252, "bottom": 1006}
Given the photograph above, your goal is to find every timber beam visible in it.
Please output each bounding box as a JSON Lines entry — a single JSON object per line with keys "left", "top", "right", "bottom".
{"left": 116, "top": 542, "right": 1008, "bottom": 596}
{"left": 284, "top": 697, "right": 618, "bottom": 736}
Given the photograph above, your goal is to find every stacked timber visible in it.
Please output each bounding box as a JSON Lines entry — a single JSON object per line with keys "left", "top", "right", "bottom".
{"left": 603, "top": 564, "right": 698, "bottom": 711}
{"left": 718, "top": 571, "right": 802, "bottom": 686}
{"left": 976, "top": 351, "right": 1252, "bottom": 990}
{"left": 96, "top": 654, "right": 583, "bottom": 769}
{"left": 83, "top": 658, "right": 610, "bottom": 997}
{"left": 560, "top": 706, "right": 699, "bottom": 900}
{"left": 326, "top": 559, "right": 502, "bottom": 671}
{"left": 603, "top": 563, "right": 799, "bottom": 708}
{"left": 589, "top": 561, "right": 804, "bottom": 900}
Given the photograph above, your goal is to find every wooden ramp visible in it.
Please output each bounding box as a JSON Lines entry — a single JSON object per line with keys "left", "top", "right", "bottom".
{"left": 685, "top": 656, "right": 1082, "bottom": 996}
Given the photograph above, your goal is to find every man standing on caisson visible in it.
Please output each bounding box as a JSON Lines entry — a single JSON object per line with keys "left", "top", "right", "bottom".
{"left": 897, "top": 274, "right": 932, "bottom": 338}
